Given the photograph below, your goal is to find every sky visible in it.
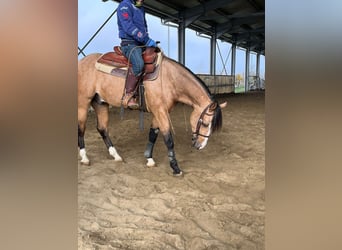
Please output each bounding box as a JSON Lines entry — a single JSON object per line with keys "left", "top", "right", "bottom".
{"left": 78, "top": 0, "right": 265, "bottom": 78}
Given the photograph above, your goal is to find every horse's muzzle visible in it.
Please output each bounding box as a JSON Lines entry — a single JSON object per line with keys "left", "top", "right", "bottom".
{"left": 192, "top": 136, "right": 202, "bottom": 150}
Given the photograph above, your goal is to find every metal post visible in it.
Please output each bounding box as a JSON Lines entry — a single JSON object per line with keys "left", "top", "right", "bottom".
{"left": 256, "top": 53, "right": 260, "bottom": 89}
{"left": 245, "top": 47, "right": 250, "bottom": 92}
{"left": 210, "top": 33, "right": 217, "bottom": 75}
{"left": 231, "top": 43, "right": 236, "bottom": 78}
{"left": 178, "top": 20, "right": 186, "bottom": 65}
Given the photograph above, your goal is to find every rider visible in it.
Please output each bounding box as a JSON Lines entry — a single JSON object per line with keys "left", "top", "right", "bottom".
{"left": 117, "top": 0, "right": 157, "bottom": 109}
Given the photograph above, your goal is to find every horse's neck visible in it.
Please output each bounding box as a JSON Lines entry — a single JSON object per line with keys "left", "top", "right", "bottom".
{"left": 178, "top": 86, "right": 209, "bottom": 109}
{"left": 165, "top": 59, "right": 211, "bottom": 108}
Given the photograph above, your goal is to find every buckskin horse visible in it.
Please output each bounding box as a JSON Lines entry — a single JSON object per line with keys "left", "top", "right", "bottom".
{"left": 78, "top": 46, "right": 227, "bottom": 176}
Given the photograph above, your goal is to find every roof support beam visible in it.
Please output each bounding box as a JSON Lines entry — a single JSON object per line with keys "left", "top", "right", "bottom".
{"left": 184, "top": 14, "right": 201, "bottom": 27}
{"left": 235, "top": 27, "right": 265, "bottom": 35}
{"left": 234, "top": 31, "right": 264, "bottom": 42}
{"left": 247, "top": 0, "right": 263, "bottom": 11}
{"left": 216, "top": 15, "right": 263, "bottom": 37}
{"left": 198, "top": 11, "right": 264, "bottom": 21}
{"left": 179, "top": 0, "right": 234, "bottom": 26}
{"left": 249, "top": 42, "right": 264, "bottom": 51}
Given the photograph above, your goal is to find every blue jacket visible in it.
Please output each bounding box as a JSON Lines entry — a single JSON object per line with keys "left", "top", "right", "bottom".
{"left": 117, "top": 0, "right": 149, "bottom": 44}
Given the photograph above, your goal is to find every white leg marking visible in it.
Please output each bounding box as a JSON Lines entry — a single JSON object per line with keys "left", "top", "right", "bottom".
{"left": 79, "top": 148, "right": 90, "bottom": 165}
{"left": 109, "top": 146, "right": 123, "bottom": 161}
{"left": 146, "top": 158, "right": 156, "bottom": 167}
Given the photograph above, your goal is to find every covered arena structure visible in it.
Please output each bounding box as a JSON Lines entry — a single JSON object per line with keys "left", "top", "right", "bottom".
{"left": 78, "top": 0, "right": 265, "bottom": 94}
{"left": 78, "top": 1, "right": 265, "bottom": 249}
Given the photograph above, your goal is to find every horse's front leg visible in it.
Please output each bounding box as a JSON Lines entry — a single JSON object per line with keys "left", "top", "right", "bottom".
{"left": 163, "top": 131, "right": 183, "bottom": 176}
{"left": 144, "top": 127, "right": 159, "bottom": 167}
{"left": 146, "top": 113, "right": 182, "bottom": 176}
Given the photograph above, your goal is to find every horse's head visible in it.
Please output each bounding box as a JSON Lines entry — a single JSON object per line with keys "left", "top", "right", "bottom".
{"left": 190, "top": 101, "right": 227, "bottom": 149}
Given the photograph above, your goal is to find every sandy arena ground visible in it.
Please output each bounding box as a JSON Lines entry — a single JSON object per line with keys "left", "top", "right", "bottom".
{"left": 78, "top": 91, "right": 265, "bottom": 249}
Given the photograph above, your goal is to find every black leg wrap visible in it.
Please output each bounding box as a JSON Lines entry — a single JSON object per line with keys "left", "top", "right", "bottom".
{"left": 144, "top": 128, "right": 159, "bottom": 158}
{"left": 149, "top": 128, "right": 159, "bottom": 143}
{"left": 78, "top": 125, "right": 85, "bottom": 149}
{"left": 97, "top": 128, "right": 113, "bottom": 148}
{"left": 163, "top": 132, "right": 182, "bottom": 175}
{"left": 168, "top": 152, "right": 182, "bottom": 175}
{"left": 144, "top": 142, "right": 154, "bottom": 158}
{"left": 164, "top": 132, "right": 174, "bottom": 149}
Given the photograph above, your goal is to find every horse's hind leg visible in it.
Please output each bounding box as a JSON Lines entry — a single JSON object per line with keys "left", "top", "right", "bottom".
{"left": 78, "top": 125, "right": 90, "bottom": 165}
{"left": 91, "top": 97, "right": 123, "bottom": 161}
{"left": 78, "top": 107, "right": 90, "bottom": 165}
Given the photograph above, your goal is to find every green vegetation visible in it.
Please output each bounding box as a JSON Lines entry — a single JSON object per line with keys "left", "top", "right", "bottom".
{"left": 235, "top": 86, "right": 245, "bottom": 93}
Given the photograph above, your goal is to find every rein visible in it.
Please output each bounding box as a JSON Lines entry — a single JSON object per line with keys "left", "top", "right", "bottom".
{"left": 192, "top": 102, "right": 216, "bottom": 139}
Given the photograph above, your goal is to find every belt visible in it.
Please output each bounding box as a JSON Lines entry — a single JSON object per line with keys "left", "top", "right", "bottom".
{"left": 120, "top": 40, "right": 138, "bottom": 46}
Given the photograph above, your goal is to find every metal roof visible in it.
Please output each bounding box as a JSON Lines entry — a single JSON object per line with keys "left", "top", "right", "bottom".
{"left": 113, "top": 0, "right": 265, "bottom": 54}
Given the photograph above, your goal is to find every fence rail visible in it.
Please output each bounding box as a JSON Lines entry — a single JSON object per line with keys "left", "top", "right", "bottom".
{"left": 197, "top": 74, "right": 235, "bottom": 94}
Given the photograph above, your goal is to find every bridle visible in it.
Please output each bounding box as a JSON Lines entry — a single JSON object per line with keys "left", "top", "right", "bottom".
{"left": 192, "top": 102, "right": 216, "bottom": 139}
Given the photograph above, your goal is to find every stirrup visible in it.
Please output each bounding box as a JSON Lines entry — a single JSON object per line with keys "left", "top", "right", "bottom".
{"left": 127, "top": 98, "right": 139, "bottom": 110}
{"left": 122, "top": 93, "right": 139, "bottom": 109}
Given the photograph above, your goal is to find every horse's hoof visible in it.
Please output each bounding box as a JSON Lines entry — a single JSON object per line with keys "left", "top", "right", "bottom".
{"left": 108, "top": 147, "right": 122, "bottom": 161}
{"left": 80, "top": 160, "right": 90, "bottom": 166}
{"left": 146, "top": 158, "right": 156, "bottom": 167}
{"left": 114, "top": 156, "right": 123, "bottom": 162}
{"left": 173, "top": 171, "right": 183, "bottom": 177}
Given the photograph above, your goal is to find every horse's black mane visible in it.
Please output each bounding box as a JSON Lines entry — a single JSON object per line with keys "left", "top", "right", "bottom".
{"left": 211, "top": 101, "right": 223, "bottom": 132}
{"left": 165, "top": 56, "right": 213, "bottom": 101}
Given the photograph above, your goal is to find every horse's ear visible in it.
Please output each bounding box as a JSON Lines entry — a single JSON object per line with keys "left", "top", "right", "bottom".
{"left": 209, "top": 102, "right": 218, "bottom": 111}
{"left": 219, "top": 101, "right": 227, "bottom": 109}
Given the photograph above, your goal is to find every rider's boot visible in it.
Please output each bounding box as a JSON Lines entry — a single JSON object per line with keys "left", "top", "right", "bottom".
{"left": 122, "top": 69, "right": 142, "bottom": 109}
